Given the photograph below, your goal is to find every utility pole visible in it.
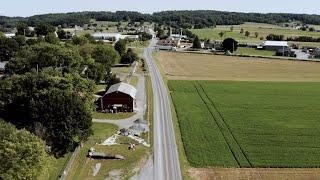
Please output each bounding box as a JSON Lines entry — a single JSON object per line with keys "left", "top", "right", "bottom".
{"left": 233, "top": 42, "right": 235, "bottom": 53}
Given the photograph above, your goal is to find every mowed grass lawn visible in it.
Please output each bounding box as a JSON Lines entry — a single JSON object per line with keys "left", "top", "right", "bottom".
{"left": 169, "top": 80, "right": 320, "bottom": 168}
{"left": 67, "top": 123, "right": 149, "bottom": 179}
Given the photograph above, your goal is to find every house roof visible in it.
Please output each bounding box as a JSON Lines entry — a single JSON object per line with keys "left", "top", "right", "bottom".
{"left": 0, "top": 62, "right": 6, "bottom": 69}
{"left": 264, "top": 41, "right": 288, "bottom": 47}
{"left": 105, "top": 82, "right": 137, "bottom": 99}
{"left": 92, "top": 33, "right": 121, "bottom": 38}
{"left": 4, "top": 33, "right": 15, "bottom": 38}
{"left": 157, "top": 39, "right": 180, "bottom": 46}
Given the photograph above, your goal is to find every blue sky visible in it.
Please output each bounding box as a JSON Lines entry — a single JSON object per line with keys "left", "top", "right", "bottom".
{"left": 1, "top": 0, "right": 319, "bottom": 17}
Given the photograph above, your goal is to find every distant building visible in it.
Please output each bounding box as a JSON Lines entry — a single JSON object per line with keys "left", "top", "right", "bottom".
{"left": 4, "top": 33, "right": 15, "bottom": 38}
{"left": 100, "top": 82, "right": 137, "bottom": 112}
{"left": 170, "top": 34, "right": 187, "bottom": 40}
{"left": 311, "top": 48, "right": 320, "bottom": 58}
{"left": 0, "top": 62, "right": 6, "bottom": 73}
{"left": 263, "top": 41, "right": 289, "bottom": 51}
{"left": 121, "top": 34, "right": 140, "bottom": 41}
{"left": 92, "top": 33, "right": 140, "bottom": 42}
{"left": 203, "top": 40, "right": 223, "bottom": 51}
{"left": 92, "top": 33, "right": 122, "bottom": 42}
{"left": 302, "top": 46, "right": 316, "bottom": 53}
{"left": 156, "top": 39, "right": 180, "bottom": 50}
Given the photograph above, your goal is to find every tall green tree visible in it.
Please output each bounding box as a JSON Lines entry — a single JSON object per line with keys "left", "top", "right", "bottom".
{"left": 245, "top": 31, "right": 250, "bottom": 37}
{"left": 219, "top": 31, "right": 225, "bottom": 39}
{"left": 6, "top": 42, "right": 82, "bottom": 74}
{"left": 0, "top": 120, "right": 52, "bottom": 180}
{"left": 121, "top": 48, "right": 138, "bottom": 64}
{"left": 114, "top": 39, "right": 127, "bottom": 56}
{"left": 72, "top": 35, "right": 89, "bottom": 45}
{"left": 255, "top": 32, "right": 259, "bottom": 38}
{"left": 0, "top": 36, "right": 19, "bottom": 62}
{"left": 16, "top": 22, "right": 29, "bottom": 36}
{"left": 35, "top": 22, "right": 55, "bottom": 36}
{"left": 0, "top": 72, "right": 93, "bottom": 156}
{"left": 56, "top": 29, "right": 67, "bottom": 39}
{"left": 92, "top": 44, "right": 120, "bottom": 67}
{"left": 12, "top": 35, "right": 26, "bottom": 47}
{"left": 45, "top": 33, "right": 60, "bottom": 44}
{"left": 192, "top": 36, "right": 202, "bottom": 49}
{"left": 222, "top": 38, "right": 238, "bottom": 53}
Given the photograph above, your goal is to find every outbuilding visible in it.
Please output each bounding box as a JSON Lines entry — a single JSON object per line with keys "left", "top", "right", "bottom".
{"left": 101, "top": 82, "right": 137, "bottom": 112}
{"left": 263, "top": 41, "right": 289, "bottom": 51}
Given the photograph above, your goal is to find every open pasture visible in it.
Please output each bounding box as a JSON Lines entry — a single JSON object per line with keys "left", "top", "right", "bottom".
{"left": 191, "top": 22, "right": 320, "bottom": 47}
{"left": 169, "top": 80, "right": 320, "bottom": 168}
{"left": 155, "top": 51, "right": 320, "bottom": 82}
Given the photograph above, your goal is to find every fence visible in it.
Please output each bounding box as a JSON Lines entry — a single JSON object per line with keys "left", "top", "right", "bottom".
{"left": 59, "top": 146, "right": 81, "bottom": 180}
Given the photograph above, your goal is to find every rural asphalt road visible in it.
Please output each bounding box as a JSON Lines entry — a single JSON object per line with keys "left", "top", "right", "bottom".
{"left": 144, "top": 38, "right": 182, "bottom": 180}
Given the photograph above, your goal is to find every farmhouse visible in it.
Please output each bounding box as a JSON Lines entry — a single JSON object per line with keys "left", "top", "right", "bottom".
{"left": 157, "top": 39, "right": 180, "bottom": 50}
{"left": 100, "top": 82, "right": 137, "bottom": 112}
{"left": 263, "top": 41, "right": 289, "bottom": 51}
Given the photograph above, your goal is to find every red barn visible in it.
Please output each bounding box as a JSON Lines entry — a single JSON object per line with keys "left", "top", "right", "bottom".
{"left": 101, "top": 82, "right": 137, "bottom": 112}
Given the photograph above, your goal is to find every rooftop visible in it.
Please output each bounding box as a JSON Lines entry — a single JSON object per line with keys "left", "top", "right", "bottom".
{"left": 0, "top": 62, "right": 6, "bottom": 69}
{"left": 92, "top": 33, "right": 121, "bottom": 37}
{"left": 105, "top": 82, "right": 137, "bottom": 99}
{"left": 264, "top": 41, "right": 288, "bottom": 47}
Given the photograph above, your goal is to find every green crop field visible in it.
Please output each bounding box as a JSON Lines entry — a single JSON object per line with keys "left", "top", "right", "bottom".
{"left": 169, "top": 80, "right": 320, "bottom": 168}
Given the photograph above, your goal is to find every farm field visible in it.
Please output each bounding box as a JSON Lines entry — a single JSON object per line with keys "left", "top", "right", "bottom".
{"left": 189, "top": 167, "right": 320, "bottom": 180}
{"left": 155, "top": 51, "right": 320, "bottom": 82}
{"left": 168, "top": 80, "right": 320, "bottom": 168}
{"left": 235, "top": 47, "right": 275, "bottom": 57}
{"left": 191, "top": 22, "right": 320, "bottom": 47}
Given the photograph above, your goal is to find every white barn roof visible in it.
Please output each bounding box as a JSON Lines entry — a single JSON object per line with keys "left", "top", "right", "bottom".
{"left": 4, "top": 33, "right": 15, "bottom": 38}
{"left": 264, "top": 41, "right": 288, "bottom": 47}
{"left": 92, "top": 33, "right": 121, "bottom": 41}
{"left": 105, "top": 82, "right": 137, "bottom": 99}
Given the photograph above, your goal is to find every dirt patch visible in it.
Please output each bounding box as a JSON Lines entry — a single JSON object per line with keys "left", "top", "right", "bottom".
{"left": 190, "top": 168, "right": 320, "bottom": 180}
{"left": 155, "top": 52, "right": 320, "bottom": 82}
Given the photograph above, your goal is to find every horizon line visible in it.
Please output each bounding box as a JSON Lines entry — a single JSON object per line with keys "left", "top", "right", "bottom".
{"left": 1, "top": 9, "right": 320, "bottom": 18}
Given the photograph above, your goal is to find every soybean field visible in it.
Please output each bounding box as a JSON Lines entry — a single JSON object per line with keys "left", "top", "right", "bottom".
{"left": 169, "top": 80, "right": 320, "bottom": 168}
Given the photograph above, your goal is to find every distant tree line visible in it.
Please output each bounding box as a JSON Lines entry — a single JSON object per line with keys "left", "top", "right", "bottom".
{"left": 287, "top": 36, "right": 320, "bottom": 42}
{"left": 266, "top": 33, "right": 320, "bottom": 42}
{"left": 2, "top": 10, "right": 320, "bottom": 30}
{"left": 0, "top": 32, "right": 128, "bottom": 158}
